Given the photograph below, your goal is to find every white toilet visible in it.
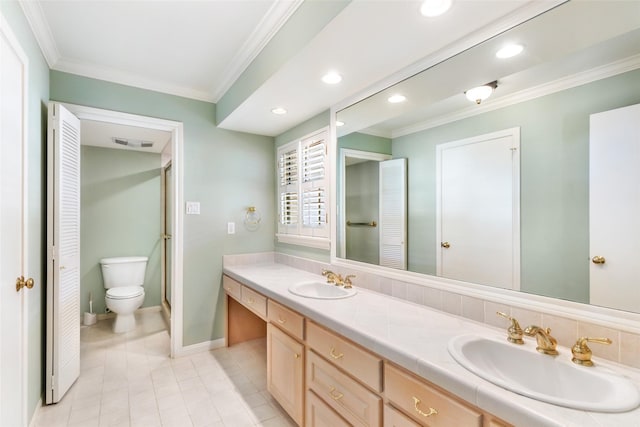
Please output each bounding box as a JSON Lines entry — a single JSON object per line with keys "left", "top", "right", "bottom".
{"left": 100, "top": 256, "right": 148, "bottom": 333}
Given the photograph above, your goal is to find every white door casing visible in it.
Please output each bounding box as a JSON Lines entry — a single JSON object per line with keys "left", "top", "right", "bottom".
{"left": 589, "top": 103, "right": 640, "bottom": 312}
{"left": 379, "top": 158, "right": 407, "bottom": 270}
{"left": 0, "top": 11, "right": 29, "bottom": 426}
{"left": 436, "top": 128, "right": 520, "bottom": 290}
{"left": 46, "top": 103, "right": 81, "bottom": 404}
{"left": 59, "top": 103, "right": 184, "bottom": 357}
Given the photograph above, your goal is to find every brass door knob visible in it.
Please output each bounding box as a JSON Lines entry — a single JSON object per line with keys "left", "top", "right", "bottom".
{"left": 441, "top": 241, "right": 450, "bottom": 248}
{"left": 16, "top": 276, "right": 35, "bottom": 292}
{"left": 591, "top": 256, "right": 606, "bottom": 264}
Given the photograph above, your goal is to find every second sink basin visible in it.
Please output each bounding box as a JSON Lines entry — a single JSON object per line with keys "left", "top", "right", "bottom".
{"left": 289, "top": 281, "right": 356, "bottom": 299}
{"left": 448, "top": 334, "right": 640, "bottom": 412}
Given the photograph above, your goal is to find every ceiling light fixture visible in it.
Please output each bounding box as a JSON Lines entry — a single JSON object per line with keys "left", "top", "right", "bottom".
{"left": 271, "top": 107, "right": 287, "bottom": 115}
{"left": 322, "top": 71, "right": 342, "bottom": 85}
{"left": 420, "top": 0, "right": 452, "bottom": 17}
{"left": 388, "top": 94, "right": 407, "bottom": 104}
{"left": 496, "top": 44, "right": 524, "bottom": 59}
{"left": 465, "top": 81, "right": 498, "bottom": 104}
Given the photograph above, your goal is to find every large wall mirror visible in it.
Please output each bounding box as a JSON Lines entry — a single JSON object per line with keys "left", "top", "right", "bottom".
{"left": 335, "top": 1, "right": 640, "bottom": 314}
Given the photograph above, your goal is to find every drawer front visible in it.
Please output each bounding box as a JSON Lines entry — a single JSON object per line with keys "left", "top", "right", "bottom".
{"left": 307, "top": 321, "right": 382, "bottom": 392}
{"left": 307, "top": 350, "right": 382, "bottom": 427}
{"left": 240, "top": 286, "right": 267, "bottom": 319}
{"left": 222, "top": 275, "right": 242, "bottom": 300}
{"left": 306, "top": 390, "right": 351, "bottom": 427}
{"left": 384, "top": 363, "right": 482, "bottom": 427}
{"left": 268, "top": 299, "right": 305, "bottom": 340}
{"left": 384, "top": 404, "right": 421, "bottom": 427}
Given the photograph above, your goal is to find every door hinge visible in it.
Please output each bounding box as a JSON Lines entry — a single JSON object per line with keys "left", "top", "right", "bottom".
{"left": 51, "top": 245, "right": 55, "bottom": 261}
{"left": 51, "top": 375, "right": 55, "bottom": 390}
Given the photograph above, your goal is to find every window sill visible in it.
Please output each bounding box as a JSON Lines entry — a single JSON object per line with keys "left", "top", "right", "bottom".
{"left": 276, "top": 234, "right": 330, "bottom": 250}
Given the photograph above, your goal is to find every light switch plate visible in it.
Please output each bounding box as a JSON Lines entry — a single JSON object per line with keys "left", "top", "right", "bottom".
{"left": 227, "top": 222, "right": 235, "bottom": 234}
{"left": 186, "top": 201, "right": 200, "bottom": 215}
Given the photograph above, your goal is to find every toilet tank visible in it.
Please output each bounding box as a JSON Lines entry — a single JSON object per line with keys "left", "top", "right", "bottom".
{"left": 100, "top": 256, "right": 148, "bottom": 288}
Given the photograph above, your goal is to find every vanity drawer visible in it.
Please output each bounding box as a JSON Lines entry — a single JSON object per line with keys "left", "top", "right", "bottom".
{"left": 240, "top": 286, "right": 267, "bottom": 319}
{"left": 307, "top": 321, "right": 382, "bottom": 392}
{"left": 384, "top": 363, "right": 482, "bottom": 427}
{"left": 306, "top": 389, "right": 351, "bottom": 427}
{"left": 384, "top": 404, "right": 421, "bottom": 427}
{"left": 267, "top": 299, "right": 304, "bottom": 340}
{"left": 307, "top": 350, "right": 382, "bottom": 427}
{"left": 222, "top": 275, "right": 242, "bottom": 300}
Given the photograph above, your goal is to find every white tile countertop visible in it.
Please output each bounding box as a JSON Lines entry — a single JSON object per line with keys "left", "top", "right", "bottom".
{"left": 223, "top": 262, "right": 640, "bottom": 427}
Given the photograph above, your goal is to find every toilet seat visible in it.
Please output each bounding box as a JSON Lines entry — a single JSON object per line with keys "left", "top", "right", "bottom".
{"left": 106, "top": 286, "right": 144, "bottom": 299}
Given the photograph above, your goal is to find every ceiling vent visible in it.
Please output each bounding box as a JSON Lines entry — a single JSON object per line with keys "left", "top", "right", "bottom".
{"left": 112, "top": 137, "right": 154, "bottom": 148}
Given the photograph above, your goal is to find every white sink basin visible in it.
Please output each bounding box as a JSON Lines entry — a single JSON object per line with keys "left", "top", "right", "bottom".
{"left": 288, "top": 281, "right": 356, "bottom": 299}
{"left": 448, "top": 335, "right": 640, "bottom": 412}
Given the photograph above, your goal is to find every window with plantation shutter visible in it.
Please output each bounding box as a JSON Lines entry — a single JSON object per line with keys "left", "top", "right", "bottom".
{"left": 276, "top": 128, "right": 330, "bottom": 249}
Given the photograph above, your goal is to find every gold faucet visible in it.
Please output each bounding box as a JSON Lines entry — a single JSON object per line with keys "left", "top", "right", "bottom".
{"left": 322, "top": 269, "right": 344, "bottom": 286}
{"left": 571, "top": 337, "right": 612, "bottom": 366}
{"left": 523, "top": 325, "right": 558, "bottom": 355}
{"left": 343, "top": 275, "right": 356, "bottom": 289}
{"left": 496, "top": 312, "right": 524, "bottom": 344}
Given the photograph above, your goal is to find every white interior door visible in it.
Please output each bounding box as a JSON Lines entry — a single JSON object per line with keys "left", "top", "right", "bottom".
{"left": 379, "top": 158, "right": 407, "bottom": 269}
{"left": 590, "top": 103, "right": 640, "bottom": 312}
{"left": 46, "top": 103, "right": 81, "bottom": 404}
{"left": 436, "top": 128, "right": 520, "bottom": 289}
{"left": 0, "top": 13, "right": 29, "bottom": 426}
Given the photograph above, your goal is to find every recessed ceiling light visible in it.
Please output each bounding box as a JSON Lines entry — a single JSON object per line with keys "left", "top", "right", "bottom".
{"left": 322, "top": 71, "right": 342, "bottom": 85}
{"left": 336, "top": 121, "right": 345, "bottom": 127}
{"left": 271, "top": 107, "right": 287, "bottom": 115}
{"left": 388, "top": 94, "right": 407, "bottom": 104}
{"left": 420, "top": 0, "right": 452, "bottom": 17}
{"left": 496, "top": 44, "right": 524, "bottom": 59}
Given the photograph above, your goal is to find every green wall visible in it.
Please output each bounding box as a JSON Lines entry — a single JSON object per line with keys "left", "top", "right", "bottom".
{"left": 51, "top": 70, "right": 276, "bottom": 346}
{"left": 81, "top": 146, "right": 162, "bottom": 314}
{"left": 0, "top": 1, "right": 50, "bottom": 421}
{"left": 392, "top": 69, "right": 640, "bottom": 303}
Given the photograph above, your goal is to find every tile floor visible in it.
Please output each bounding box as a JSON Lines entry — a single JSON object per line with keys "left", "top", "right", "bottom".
{"left": 34, "top": 311, "right": 296, "bottom": 427}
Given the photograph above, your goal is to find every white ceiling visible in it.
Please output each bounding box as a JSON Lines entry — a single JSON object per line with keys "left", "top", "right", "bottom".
{"left": 21, "top": 0, "right": 561, "bottom": 137}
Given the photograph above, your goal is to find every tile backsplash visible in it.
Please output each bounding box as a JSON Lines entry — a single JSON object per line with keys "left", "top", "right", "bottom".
{"left": 223, "top": 252, "right": 640, "bottom": 370}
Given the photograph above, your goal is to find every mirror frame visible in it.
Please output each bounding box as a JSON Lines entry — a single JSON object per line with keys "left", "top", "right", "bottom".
{"left": 328, "top": 1, "right": 640, "bottom": 334}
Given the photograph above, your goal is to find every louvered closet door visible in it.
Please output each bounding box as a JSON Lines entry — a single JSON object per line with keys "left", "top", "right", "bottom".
{"left": 46, "top": 103, "right": 81, "bottom": 404}
{"left": 379, "top": 159, "right": 407, "bottom": 269}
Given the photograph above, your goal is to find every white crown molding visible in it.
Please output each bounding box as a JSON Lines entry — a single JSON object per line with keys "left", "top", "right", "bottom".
{"left": 209, "top": 0, "right": 304, "bottom": 102}
{"left": 54, "top": 58, "right": 214, "bottom": 102}
{"left": 19, "top": 0, "right": 59, "bottom": 68}
{"left": 393, "top": 54, "right": 640, "bottom": 138}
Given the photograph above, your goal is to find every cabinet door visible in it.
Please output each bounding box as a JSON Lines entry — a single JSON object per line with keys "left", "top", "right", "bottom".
{"left": 306, "top": 390, "right": 350, "bottom": 427}
{"left": 267, "top": 324, "right": 304, "bottom": 425}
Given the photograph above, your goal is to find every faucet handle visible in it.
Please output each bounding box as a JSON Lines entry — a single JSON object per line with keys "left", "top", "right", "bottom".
{"left": 343, "top": 275, "right": 356, "bottom": 289}
{"left": 571, "top": 337, "right": 612, "bottom": 367}
{"left": 496, "top": 311, "right": 524, "bottom": 345}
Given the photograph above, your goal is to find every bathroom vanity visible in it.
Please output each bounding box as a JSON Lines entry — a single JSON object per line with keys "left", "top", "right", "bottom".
{"left": 222, "top": 261, "right": 640, "bottom": 427}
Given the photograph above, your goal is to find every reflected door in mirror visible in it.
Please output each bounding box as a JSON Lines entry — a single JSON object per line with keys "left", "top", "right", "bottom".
{"left": 589, "top": 103, "right": 640, "bottom": 312}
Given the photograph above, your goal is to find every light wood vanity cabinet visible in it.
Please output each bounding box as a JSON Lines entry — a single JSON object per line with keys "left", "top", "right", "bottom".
{"left": 306, "top": 390, "right": 351, "bottom": 427}
{"left": 223, "top": 274, "right": 512, "bottom": 427}
{"left": 267, "top": 323, "right": 305, "bottom": 425}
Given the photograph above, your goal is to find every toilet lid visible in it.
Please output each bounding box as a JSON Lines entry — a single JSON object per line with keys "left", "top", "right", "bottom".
{"left": 106, "top": 286, "right": 144, "bottom": 299}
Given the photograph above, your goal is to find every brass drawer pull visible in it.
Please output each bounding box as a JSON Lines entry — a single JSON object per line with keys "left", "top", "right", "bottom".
{"left": 277, "top": 317, "right": 286, "bottom": 324}
{"left": 329, "top": 347, "right": 344, "bottom": 360}
{"left": 413, "top": 396, "right": 437, "bottom": 418}
{"left": 329, "top": 386, "right": 344, "bottom": 401}
{"left": 294, "top": 353, "right": 300, "bottom": 359}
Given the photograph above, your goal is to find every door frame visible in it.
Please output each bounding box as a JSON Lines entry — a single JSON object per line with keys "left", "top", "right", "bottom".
{"left": 62, "top": 103, "right": 184, "bottom": 357}
{"left": 0, "top": 10, "right": 29, "bottom": 425}
{"left": 338, "top": 148, "right": 392, "bottom": 259}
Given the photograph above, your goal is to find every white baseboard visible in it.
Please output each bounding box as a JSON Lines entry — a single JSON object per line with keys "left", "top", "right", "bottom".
{"left": 173, "top": 338, "right": 226, "bottom": 358}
